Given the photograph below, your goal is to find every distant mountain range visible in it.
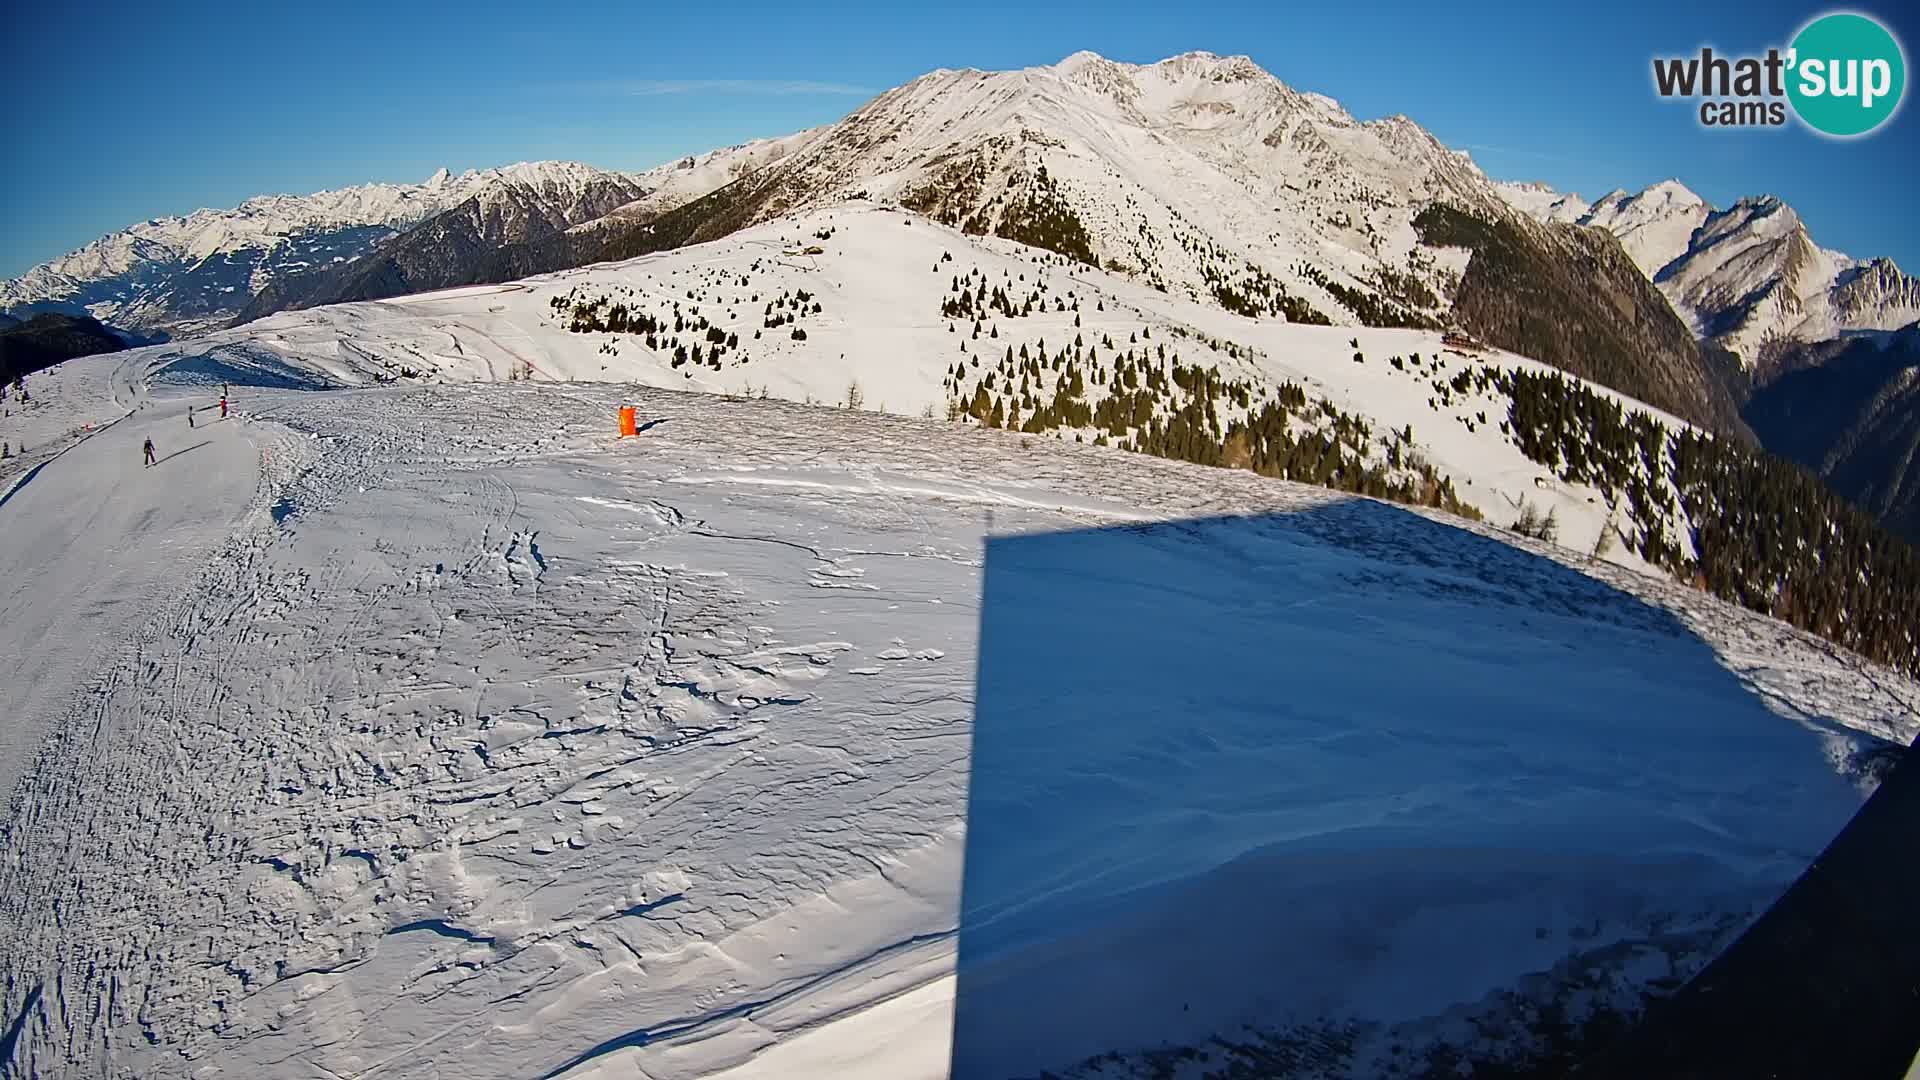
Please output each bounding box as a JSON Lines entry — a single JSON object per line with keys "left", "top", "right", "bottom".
{"left": 0, "top": 146, "right": 831, "bottom": 343}
{"left": 0, "top": 53, "right": 1729, "bottom": 432}
{"left": 510, "top": 50, "right": 1742, "bottom": 434}
{"left": 5, "top": 50, "right": 1918, "bottom": 538}
{"left": 15, "top": 55, "right": 1914, "bottom": 376}
{"left": 1495, "top": 179, "right": 1920, "bottom": 367}
{"left": 0, "top": 162, "right": 652, "bottom": 339}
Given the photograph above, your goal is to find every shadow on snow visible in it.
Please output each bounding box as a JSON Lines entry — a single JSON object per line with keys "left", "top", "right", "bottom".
{"left": 151, "top": 440, "right": 212, "bottom": 467}
{"left": 950, "top": 496, "right": 1888, "bottom": 1078}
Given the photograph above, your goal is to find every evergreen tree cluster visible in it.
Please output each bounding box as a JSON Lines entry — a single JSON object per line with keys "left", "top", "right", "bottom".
{"left": 1204, "top": 259, "right": 1332, "bottom": 325}
{"left": 940, "top": 318, "right": 1482, "bottom": 522}
{"left": 939, "top": 265, "right": 1057, "bottom": 321}
{"left": 993, "top": 164, "right": 1099, "bottom": 267}
{"left": 1368, "top": 264, "right": 1443, "bottom": 312}
{"left": 1500, "top": 367, "right": 1920, "bottom": 676}
{"left": 549, "top": 279, "right": 771, "bottom": 376}
{"left": 551, "top": 287, "right": 666, "bottom": 338}
{"left": 1510, "top": 498, "right": 1561, "bottom": 543}
{"left": 1293, "top": 261, "right": 1440, "bottom": 329}
{"left": 1113, "top": 208, "right": 1172, "bottom": 292}
{"left": 898, "top": 138, "right": 1003, "bottom": 227}
{"left": 1170, "top": 226, "right": 1325, "bottom": 324}
{"left": 1668, "top": 430, "right": 1919, "bottom": 675}
{"left": 1217, "top": 397, "right": 1473, "bottom": 514}
{"left": 544, "top": 257, "right": 838, "bottom": 380}
{"left": 1412, "top": 203, "right": 1745, "bottom": 435}
{"left": 762, "top": 288, "right": 821, "bottom": 330}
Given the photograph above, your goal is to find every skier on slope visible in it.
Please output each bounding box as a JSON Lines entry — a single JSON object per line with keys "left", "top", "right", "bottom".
{"left": 143, "top": 438, "right": 157, "bottom": 468}
{"left": 188, "top": 407, "right": 196, "bottom": 429}
{"left": 219, "top": 396, "right": 228, "bottom": 420}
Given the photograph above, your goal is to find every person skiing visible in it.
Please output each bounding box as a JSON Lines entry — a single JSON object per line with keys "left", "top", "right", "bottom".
{"left": 219, "top": 396, "right": 228, "bottom": 419}
{"left": 188, "top": 407, "right": 196, "bottom": 429}
{"left": 143, "top": 437, "right": 157, "bottom": 467}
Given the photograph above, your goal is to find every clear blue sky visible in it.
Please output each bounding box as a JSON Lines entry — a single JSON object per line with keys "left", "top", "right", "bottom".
{"left": 5, "top": 0, "right": 1916, "bottom": 278}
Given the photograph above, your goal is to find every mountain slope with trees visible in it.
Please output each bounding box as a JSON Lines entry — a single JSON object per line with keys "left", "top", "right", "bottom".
{"left": 1744, "top": 327, "right": 1920, "bottom": 545}
{"left": 236, "top": 170, "right": 648, "bottom": 317}
{"left": 1413, "top": 204, "right": 1749, "bottom": 436}
{"left": 0, "top": 313, "right": 127, "bottom": 385}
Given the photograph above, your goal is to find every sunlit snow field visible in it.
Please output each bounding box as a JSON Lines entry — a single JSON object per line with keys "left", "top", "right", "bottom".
{"left": 1, "top": 337, "right": 1915, "bottom": 1079}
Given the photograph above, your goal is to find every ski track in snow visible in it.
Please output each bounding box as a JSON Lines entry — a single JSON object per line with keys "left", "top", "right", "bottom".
{"left": 0, "top": 366, "right": 1916, "bottom": 1079}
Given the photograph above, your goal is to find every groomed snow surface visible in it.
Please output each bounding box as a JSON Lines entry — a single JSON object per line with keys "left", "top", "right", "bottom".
{"left": 2, "top": 344, "right": 1917, "bottom": 1079}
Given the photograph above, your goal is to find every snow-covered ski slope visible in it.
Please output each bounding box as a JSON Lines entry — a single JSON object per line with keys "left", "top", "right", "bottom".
{"left": 123, "top": 204, "right": 1702, "bottom": 575}
{"left": 1, "top": 333, "right": 1916, "bottom": 1078}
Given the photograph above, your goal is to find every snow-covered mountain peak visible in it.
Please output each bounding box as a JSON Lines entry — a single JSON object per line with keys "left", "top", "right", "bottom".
{"left": 1681, "top": 198, "right": 1810, "bottom": 274}
{"left": 1300, "top": 90, "right": 1348, "bottom": 119}
{"left": 1500, "top": 177, "right": 1919, "bottom": 362}
{"left": 1050, "top": 49, "right": 1263, "bottom": 78}
{"left": 1051, "top": 49, "right": 1113, "bottom": 74}
{"left": 1643, "top": 178, "right": 1705, "bottom": 207}
{"left": 1571, "top": 182, "right": 1715, "bottom": 279}
{"left": 1, "top": 160, "right": 644, "bottom": 337}
{"left": 1491, "top": 180, "right": 1591, "bottom": 224}
{"left": 1366, "top": 113, "right": 1470, "bottom": 162}
{"left": 1038, "top": 49, "right": 1288, "bottom": 115}
{"left": 487, "top": 159, "right": 623, "bottom": 185}
{"left": 1715, "top": 194, "right": 1798, "bottom": 237}
{"left": 1045, "top": 49, "right": 1143, "bottom": 103}
{"left": 8, "top": 51, "right": 1528, "bottom": 344}
{"left": 1145, "top": 49, "right": 1267, "bottom": 82}
{"left": 674, "top": 49, "right": 1541, "bottom": 336}
{"left": 1583, "top": 180, "right": 1706, "bottom": 228}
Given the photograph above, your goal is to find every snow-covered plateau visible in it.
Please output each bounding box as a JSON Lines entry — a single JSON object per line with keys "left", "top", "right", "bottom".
{"left": 2, "top": 208, "right": 1918, "bottom": 1080}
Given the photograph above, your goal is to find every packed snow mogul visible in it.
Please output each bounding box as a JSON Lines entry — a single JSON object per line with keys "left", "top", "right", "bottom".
{"left": 142, "top": 437, "right": 156, "bottom": 467}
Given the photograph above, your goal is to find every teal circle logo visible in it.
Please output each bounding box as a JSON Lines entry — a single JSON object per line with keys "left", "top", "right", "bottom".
{"left": 1787, "top": 12, "right": 1906, "bottom": 136}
